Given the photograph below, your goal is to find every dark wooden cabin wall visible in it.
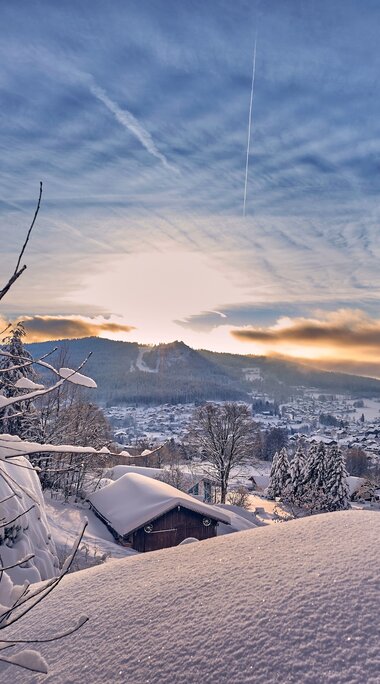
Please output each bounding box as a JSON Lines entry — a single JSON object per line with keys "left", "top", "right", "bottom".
{"left": 132, "top": 507, "right": 218, "bottom": 552}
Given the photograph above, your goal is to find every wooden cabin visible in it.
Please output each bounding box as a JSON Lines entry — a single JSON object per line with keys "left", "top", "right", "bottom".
{"left": 88, "top": 472, "right": 230, "bottom": 553}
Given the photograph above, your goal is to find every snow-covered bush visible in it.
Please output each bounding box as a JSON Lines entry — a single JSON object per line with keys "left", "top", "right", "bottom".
{"left": 227, "top": 486, "right": 251, "bottom": 510}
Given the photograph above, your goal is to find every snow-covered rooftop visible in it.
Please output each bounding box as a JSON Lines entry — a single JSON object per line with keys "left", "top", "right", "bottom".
{"left": 88, "top": 472, "right": 231, "bottom": 536}
{"left": 6, "top": 510, "right": 380, "bottom": 683}
{"left": 106, "top": 464, "right": 164, "bottom": 481}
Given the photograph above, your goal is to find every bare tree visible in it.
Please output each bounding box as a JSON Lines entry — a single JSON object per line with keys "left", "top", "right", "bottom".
{"left": 188, "top": 402, "right": 257, "bottom": 503}
{"left": 44, "top": 399, "right": 113, "bottom": 499}
{"left": 344, "top": 446, "right": 369, "bottom": 477}
{"left": 156, "top": 464, "right": 189, "bottom": 491}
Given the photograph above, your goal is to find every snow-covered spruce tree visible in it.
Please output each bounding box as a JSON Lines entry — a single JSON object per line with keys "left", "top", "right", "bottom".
{"left": 266, "top": 447, "right": 290, "bottom": 500}
{"left": 302, "top": 442, "right": 330, "bottom": 512}
{"left": 325, "top": 444, "right": 350, "bottom": 511}
{"left": 0, "top": 322, "right": 42, "bottom": 440}
{"left": 286, "top": 444, "right": 306, "bottom": 505}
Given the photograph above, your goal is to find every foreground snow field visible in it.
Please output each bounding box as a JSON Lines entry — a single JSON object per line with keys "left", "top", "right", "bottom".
{"left": 4, "top": 510, "right": 380, "bottom": 683}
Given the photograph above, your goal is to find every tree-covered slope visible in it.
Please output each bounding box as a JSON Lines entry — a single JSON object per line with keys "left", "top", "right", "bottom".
{"left": 25, "top": 337, "right": 380, "bottom": 406}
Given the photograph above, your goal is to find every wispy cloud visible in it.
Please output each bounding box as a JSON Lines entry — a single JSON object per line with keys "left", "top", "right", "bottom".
{"left": 89, "top": 81, "right": 177, "bottom": 173}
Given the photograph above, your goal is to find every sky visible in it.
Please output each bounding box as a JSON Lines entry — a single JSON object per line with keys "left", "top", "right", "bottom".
{"left": 1, "top": 1, "right": 380, "bottom": 375}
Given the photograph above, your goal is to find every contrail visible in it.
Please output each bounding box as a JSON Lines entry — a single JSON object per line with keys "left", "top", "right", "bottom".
{"left": 243, "top": 35, "right": 258, "bottom": 217}
{"left": 89, "top": 82, "right": 177, "bottom": 173}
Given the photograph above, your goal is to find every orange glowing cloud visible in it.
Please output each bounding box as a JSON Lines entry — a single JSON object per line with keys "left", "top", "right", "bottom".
{"left": 3, "top": 315, "right": 136, "bottom": 343}
{"left": 231, "top": 309, "right": 380, "bottom": 363}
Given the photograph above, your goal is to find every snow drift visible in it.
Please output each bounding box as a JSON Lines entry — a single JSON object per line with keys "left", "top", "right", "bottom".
{"left": 0, "top": 434, "right": 58, "bottom": 584}
{"left": 4, "top": 510, "right": 380, "bottom": 683}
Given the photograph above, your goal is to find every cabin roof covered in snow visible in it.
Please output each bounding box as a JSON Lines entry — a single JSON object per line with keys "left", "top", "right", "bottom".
{"left": 88, "top": 473, "right": 230, "bottom": 536}
{"left": 106, "top": 464, "right": 164, "bottom": 480}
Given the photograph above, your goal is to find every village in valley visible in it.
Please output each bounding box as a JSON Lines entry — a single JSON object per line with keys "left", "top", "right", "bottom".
{"left": 106, "top": 391, "right": 380, "bottom": 456}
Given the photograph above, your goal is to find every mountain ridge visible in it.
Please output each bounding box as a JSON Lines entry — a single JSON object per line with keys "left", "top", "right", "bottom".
{"left": 25, "top": 336, "right": 380, "bottom": 405}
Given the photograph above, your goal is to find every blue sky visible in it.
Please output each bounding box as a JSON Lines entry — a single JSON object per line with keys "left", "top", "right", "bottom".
{"left": 1, "top": 1, "right": 380, "bottom": 370}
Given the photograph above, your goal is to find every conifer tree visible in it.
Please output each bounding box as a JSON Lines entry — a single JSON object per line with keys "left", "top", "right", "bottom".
{"left": 303, "top": 442, "right": 330, "bottom": 511}
{"left": 287, "top": 444, "right": 306, "bottom": 504}
{"left": 0, "top": 322, "right": 42, "bottom": 439}
{"left": 326, "top": 444, "right": 350, "bottom": 511}
{"left": 267, "top": 447, "right": 290, "bottom": 500}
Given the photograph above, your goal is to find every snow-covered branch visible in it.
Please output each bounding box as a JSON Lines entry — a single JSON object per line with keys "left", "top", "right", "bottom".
{"left": 0, "top": 353, "right": 96, "bottom": 409}
{"left": 0, "top": 347, "right": 58, "bottom": 375}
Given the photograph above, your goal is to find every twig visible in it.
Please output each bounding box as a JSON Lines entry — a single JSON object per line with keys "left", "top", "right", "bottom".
{"left": 0, "top": 323, "right": 12, "bottom": 338}
{"left": 0, "top": 182, "right": 42, "bottom": 302}
{"left": 0, "top": 521, "right": 88, "bottom": 628}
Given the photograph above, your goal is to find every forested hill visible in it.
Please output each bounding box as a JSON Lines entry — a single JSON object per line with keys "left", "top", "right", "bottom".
{"left": 26, "top": 337, "right": 380, "bottom": 406}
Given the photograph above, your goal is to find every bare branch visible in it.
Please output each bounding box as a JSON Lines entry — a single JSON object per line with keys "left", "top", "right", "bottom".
{"left": 0, "top": 504, "right": 35, "bottom": 529}
{"left": 0, "top": 554, "right": 35, "bottom": 572}
{"left": 0, "top": 615, "right": 88, "bottom": 645}
{"left": 0, "top": 521, "right": 88, "bottom": 629}
{"left": 0, "top": 182, "right": 42, "bottom": 302}
{"left": 0, "top": 652, "right": 48, "bottom": 674}
{"left": 0, "top": 323, "right": 12, "bottom": 338}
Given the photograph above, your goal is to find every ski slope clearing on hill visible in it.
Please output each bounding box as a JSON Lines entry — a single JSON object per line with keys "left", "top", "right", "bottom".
{"left": 4, "top": 510, "right": 380, "bottom": 683}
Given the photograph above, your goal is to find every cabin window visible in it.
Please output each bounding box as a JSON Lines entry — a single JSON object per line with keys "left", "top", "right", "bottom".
{"left": 202, "top": 517, "right": 211, "bottom": 527}
{"left": 189, "top": 483, "right": 199, "bottom": 496}
{"left": 144, "top": 524, "right": 153, "bottom": 534}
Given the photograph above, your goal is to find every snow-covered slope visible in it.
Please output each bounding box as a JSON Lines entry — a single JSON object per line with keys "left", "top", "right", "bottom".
{"left": 5, "top": 510, "right": 380, "bottom": 683}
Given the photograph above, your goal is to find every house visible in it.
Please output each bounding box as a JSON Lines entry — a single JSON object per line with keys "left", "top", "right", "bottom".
{"left": 88, "top": 473, "right": 230, "bottom": 552}
{"left": 105, "top": 464, "right": 216, "bottom": 503}
{"left": 248, "top": 474, "right": 270, "bottom": 492}
{"left": 117, "top": 441, "right": 182, "bottom": 468}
